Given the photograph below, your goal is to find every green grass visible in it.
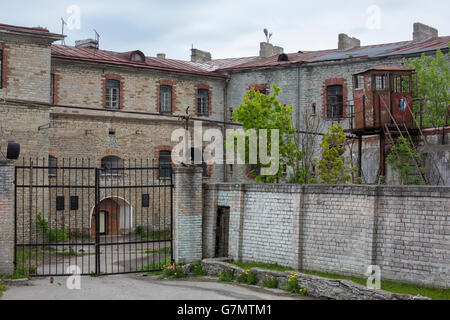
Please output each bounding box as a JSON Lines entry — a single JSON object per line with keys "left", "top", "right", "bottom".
{"left": 136, "top": 228, "right": 171, "bottom": 241}
{"left": 229, "top": 261, "right": 449, "bottom": 300}
{"left": 230, "top": 261, "right": 294, "bottom": 272}
{"left": 0, "top": 284, "right": 7, "bottom": 299}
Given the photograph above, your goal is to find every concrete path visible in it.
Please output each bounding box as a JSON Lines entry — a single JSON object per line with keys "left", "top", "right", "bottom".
{"left": 1, "top": 274, "right": 315, "bottom": 300}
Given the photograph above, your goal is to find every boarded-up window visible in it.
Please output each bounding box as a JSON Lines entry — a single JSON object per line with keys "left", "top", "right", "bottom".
{"left": 197, "top": 89, "right": 209, "bottom": 116}
{"left": 106, "top": 80, "right": 120, "bottom": 109}
{"left": 327, "top": 85, "right": 343, "bottom": 118}
{"left": 160, "top": 85, "right": 172, "bottom": 113}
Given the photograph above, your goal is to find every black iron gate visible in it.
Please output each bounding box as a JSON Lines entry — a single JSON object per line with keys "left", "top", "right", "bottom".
{"left": 14, "top": 158, "right": 173, "bottom": 277}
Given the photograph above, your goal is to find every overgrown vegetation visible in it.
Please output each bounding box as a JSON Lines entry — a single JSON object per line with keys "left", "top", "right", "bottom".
{"left": 386, "top": 136, "right": 426, "bottom": 185}
{"left": 140, "top": 257, "right": 171, "bottom": 272}
{"left": 190, "top": 261, "right": 206, "bottom": 276}
{"left": 403, "top": 47, "right": 449, "bottom": 128}
{"left": 0, "top": 284, "right": 7, "bottom": 298}
{"left": 236, "top": 269, "right": 258, "bottom": 285}
{"left": 229, "top": 85, "right": 303, "bottom": 183}
{"left": 219, "top": 269, "right": 235, "bottom": 282}
{"left": 261, "top": 274, "right": 278, "bottom": 288}
{"left": 36, "top": 214, "right": 69, "bottom": 243}
{"left": 135, "top": 227, "right": 171, "bottom": 241}
{"left": 230, "top": 261, "right": 293, "bottom": 272}
{"left": 314, "top": 124, "right": 358, "bottom": 184}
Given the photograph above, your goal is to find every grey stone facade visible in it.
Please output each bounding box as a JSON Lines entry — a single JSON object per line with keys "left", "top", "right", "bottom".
{"left": 203, "top": 183, "right": 450, "bottom": 288}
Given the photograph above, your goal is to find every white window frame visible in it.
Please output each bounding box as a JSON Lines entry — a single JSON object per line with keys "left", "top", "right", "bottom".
{"left": 106, "top": 80, "right": 120, "bottom": 109}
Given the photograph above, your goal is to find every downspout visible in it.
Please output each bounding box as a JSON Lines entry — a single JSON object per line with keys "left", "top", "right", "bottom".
{"left": 223, "top": 74, "right": 230, "bottom": 182}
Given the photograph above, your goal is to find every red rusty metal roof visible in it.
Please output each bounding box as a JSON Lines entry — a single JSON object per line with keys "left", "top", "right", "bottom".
{"left": 51, "top": 44, "right": 227, "bottom": 78}
{"left": 0, "top": 23, "right": 64, "bottom": 39}
{"left": 355, "top": 65, "right": 413, "bottom": 75}
{"left": 214, "top": 36, "right": 449, "bottom": 71}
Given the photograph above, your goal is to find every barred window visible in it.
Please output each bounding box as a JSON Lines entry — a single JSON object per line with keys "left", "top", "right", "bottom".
{"left": 158, "top": 151, "right": 172, "bottom": 179}
{"left": 105, "top": 80, "right": 120, "bottom": 109}
{"left": 327, "top": 85, "right": 343, "bottom": 119}
{"left": 160, "top": 85, "right": 172, "bottom": 113}
{"left": 197, "top": 89, "right": 209, "bottom": 116}
{"left": 49, "top": 155, "right": 58, "bottom": 176}
{"left": 101, "top": 156, "right": 122, "bottom": 174}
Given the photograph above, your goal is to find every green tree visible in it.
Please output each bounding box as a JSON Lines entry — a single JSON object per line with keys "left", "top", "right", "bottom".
{"left": 403, "top": 47, "right": 449, "bottom": 127}
{"left": 386, "top": 136, "right": 426, "bottom": 185}
{"left": 314, "top": 124, "right": 356, "bottom": 184}
{"left": 229, "top": 85, "right": 302, "bottom": 183}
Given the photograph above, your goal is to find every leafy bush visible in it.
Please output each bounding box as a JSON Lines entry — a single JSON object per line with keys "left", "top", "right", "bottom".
{"left": 219, "top": 269, "right": 235, "bottom": 282}
{"left": 36, "top": 214, "right": 69, "bottom": 243}
{"left": 283, "top": 273, "right": 300, "bottom": 293}
{"left": 247, "top": 272, "right": 258, "bottom": 285}
{"left": 261, "top": 274, "right": 278, "bottom": 288}
{"left": 190, "top": 262, "right": 206, "bottom": 276}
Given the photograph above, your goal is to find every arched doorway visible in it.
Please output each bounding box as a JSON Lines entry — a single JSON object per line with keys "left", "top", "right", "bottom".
{"left": 90, "top": 197, "right": 133, "bottom": 237}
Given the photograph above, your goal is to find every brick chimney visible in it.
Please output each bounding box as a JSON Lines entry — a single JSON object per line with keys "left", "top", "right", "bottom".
{"left": 338, "top": 34, "right": 360, "bottom": 51}
{"left": 157, "top": 53, "right": 166, "bottom": 59}
{"left": 191, "top": 48, "right": 212, "bottom": 63}
{"left": 259, "top": 42, "right": 284, "bottom": 58}
{"left": 413, "top": 22, "right": 438, "bottom": 42}
{"left": 75, "top": 39, "right": 99, "bottom": 49}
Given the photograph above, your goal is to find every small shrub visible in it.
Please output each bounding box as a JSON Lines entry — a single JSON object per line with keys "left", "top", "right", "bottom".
{"left": 283, "top": 273, "right": 299, "bottom": 293}
{"left": 48, "top": 228, "right": 69, "bottom": 243}
{"left": 247, "top": 272, "right": 258, "bottom": 285}
{"left": 0, "top": 284, "right": 7, "bottom": 298}
{"left": 219, "top": 269, "right": 235, "bottom": 282}
{"left": 190, "top": 262, "right": 206, "bottom": 276}
{"left": 237, "top": 270, "right": 251, "bottom": 283}
{"left": 261, "top": 274, "right": 278, "bottom": 288}
{"left": 12, "top": 265, "right": 37, "bottom": 279}
{"left": 160, "top": 260, "right": 187, "bottom": 279}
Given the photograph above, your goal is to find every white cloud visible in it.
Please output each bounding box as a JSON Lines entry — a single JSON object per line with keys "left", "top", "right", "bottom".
{"left": 0, "top": 0, "right": 448, "bottom": 60}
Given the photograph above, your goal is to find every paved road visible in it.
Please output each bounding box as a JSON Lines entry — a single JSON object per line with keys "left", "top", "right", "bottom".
{"left": 2, "top": 274, "right": 315, "bottom": 300}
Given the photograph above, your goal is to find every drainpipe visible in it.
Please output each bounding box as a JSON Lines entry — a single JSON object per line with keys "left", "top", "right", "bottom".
{"left": 223, "top": 75, "right": 230, "bottom": 182}
{"left": 296, "top": 66, "right": 301, "bottom": 144}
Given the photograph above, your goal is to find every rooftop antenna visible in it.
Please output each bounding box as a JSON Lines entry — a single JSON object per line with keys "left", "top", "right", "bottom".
{"left": 60, "top": 18, "right": 67, "bottom": 45}
{"left": 94, "top": 29, "right": 100, "bottom": 48}
{"left": 263, "top": 28, "right": 272, "bottom": 44}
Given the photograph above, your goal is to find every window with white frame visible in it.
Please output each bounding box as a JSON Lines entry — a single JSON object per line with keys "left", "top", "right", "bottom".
{"left": 197, "top": 89, "right": 209, "bottom": 116}
{"left": 375, "top": 75, "right": 387, "bottom": 91}
{"left": 160, "top": 85, "right": 172, "bottom": 113}
{"left": 105, "top": 79, "right": 120, "bottom": 109}
{"left": 355, "top": 75, "right": 364, "bottom": 90}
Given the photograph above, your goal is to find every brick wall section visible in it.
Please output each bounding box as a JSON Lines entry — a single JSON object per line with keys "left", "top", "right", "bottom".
{"left": 203, "top": 183, "right": 450, "bottom": 288}
{"left": 0, "top": 160, "right": 14, "bottom": 275}
{"left": 173, "top": 167, "right": 203, "bottom": 263}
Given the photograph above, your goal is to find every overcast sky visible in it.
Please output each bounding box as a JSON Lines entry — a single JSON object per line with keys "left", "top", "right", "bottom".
{"left": 0, "top": 0, "right": 449, "bottom": 60}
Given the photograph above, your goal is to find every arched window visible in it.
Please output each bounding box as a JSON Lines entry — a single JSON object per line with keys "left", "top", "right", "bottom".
{"left": 101, "top": 156, "right": 123, "bottom": 173}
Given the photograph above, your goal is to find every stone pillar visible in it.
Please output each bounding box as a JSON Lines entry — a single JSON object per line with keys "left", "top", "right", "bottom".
{"left": 173, "top": 167, "right": 203, "bottom": 264}
{"left": 228, "top": 184, "right": 245, "bottom": 261}
{"left": 0, "top": 160, "right": 14, "bottom": 275}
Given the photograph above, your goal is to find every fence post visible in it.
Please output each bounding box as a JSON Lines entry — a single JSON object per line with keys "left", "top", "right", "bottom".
{"left": 0, "top": 160, "right": 15, "bottom": 275}
{"left": 172, "top": 166, "right": 203, "bottom": 264}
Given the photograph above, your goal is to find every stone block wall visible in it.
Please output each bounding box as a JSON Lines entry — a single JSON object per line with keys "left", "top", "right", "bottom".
{"left": 0, "top": 160, "right": 14, "bottom": 275}
{"left": 203, "top": 183, "right": 450, "bottom": 288}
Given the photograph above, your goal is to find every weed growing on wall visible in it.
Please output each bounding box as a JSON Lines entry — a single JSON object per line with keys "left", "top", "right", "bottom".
{"left": 219, "top": 269, "right": 235, "bottom": 282}
{"left": 261, "top": 274, "right": 279, "bottom": 288}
